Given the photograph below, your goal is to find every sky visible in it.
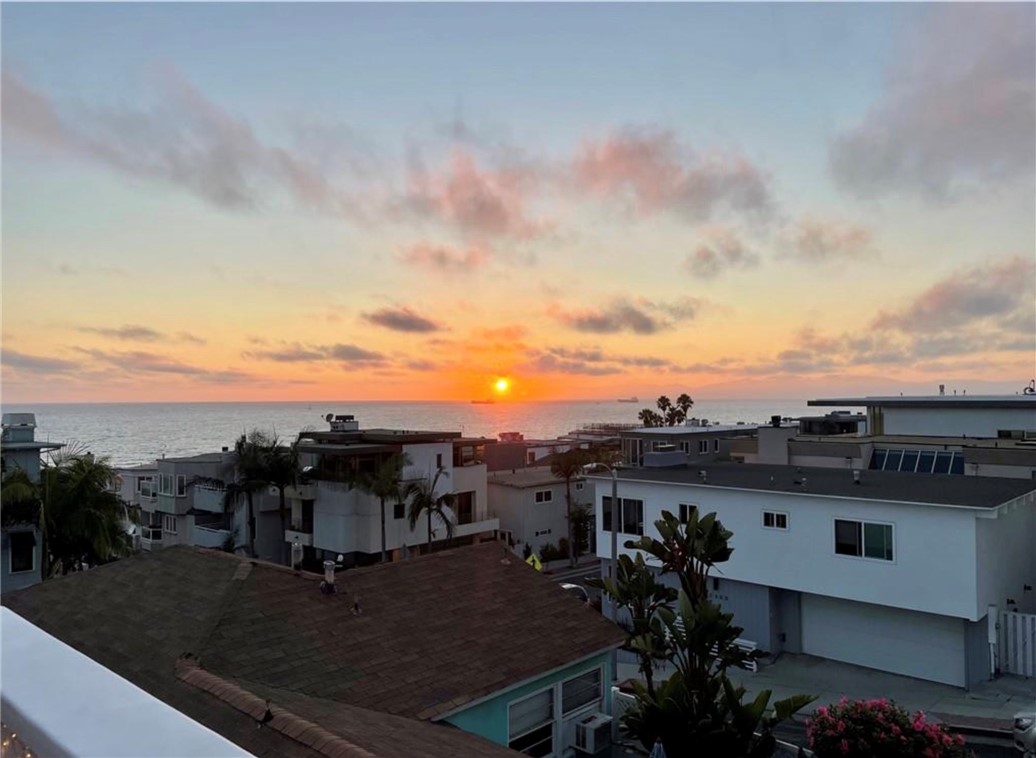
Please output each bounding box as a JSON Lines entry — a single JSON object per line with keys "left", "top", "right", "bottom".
{"left": 2, "top": 2, "right": 1034, "bottom": 403}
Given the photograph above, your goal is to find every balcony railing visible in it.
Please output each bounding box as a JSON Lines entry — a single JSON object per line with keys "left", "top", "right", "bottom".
{"left": 192, "top": 485, "right": 225, "bottom": 513}
{"left": 140, "top": 527, "right": 163, "bottom": 551}
{"left": 191, "top": 524, "right": 232, "bottom": 549}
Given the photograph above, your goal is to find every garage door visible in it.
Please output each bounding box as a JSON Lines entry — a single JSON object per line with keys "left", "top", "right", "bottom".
{"left": 801, "top": 594, "right": 965, "bottom": 686}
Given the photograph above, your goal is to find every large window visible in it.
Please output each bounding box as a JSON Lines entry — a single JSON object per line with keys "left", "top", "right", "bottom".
{"left": 698, "top": 439, "right": 709, "bottom": 454}
{"left": 678, "top": 503, "right": 697, "bottom": 524}
{"left": 535, "top": 490, "right": 553, "bottom": 504}
{"left": 602, "top": 497, "right": 644, "bottom": 535}
{"left": 159, "top": 473, "right": 175, "bottom": 496}
{"left": 508, "top": 689, "right": 554, "bottom": 757}
{"left": 163, "top": 515, "right": 178, "bottom": 535}
{"left": 455, "top": 491, "right": 474, "bottom": 525}
{"left": 176, "top": 474, "right": 187, "bottom": 497}
{"left": 834, "top": 519, "right": 893, "bottom": 561}
{"left": 870, "top": 448, "right": 963, "bottom": 475}
{"left": 562, "top": 667, "right": 602, "bottom": 715}
{"left": 9, "top": 531, "right": 35, "bottom": 574}
{"left": 762, "top": 511, "right": 788, "bottom": 530}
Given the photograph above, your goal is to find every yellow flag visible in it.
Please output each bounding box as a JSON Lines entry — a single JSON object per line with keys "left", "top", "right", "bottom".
{"left": 525, "top": 553, "right": 543, "bottom": 571}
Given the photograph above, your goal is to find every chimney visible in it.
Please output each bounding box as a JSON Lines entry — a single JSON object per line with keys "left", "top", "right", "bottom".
{"left": 320, "top": 560, "right": 337, "bottom": 594}
{"left": 939, "top": 384, "right": 945, "bottom": 396}
{"left": 770, "top": 415, "right": 781, "bottom": 428}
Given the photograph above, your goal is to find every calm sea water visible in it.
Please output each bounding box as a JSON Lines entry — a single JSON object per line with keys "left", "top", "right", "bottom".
{"left": 1, "top": 399, "right": 825, "bottom": 467}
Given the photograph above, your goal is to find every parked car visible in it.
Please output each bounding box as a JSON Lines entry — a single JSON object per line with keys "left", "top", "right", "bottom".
{"left": 560, "top": 583, "right": 589, "bottom": 604}
{"left": 1015, "top": 711, "right": 1036, "bottom": 756}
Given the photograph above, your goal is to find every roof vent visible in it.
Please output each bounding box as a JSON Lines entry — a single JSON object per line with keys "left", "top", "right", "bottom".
{"left": 320, "top": 560, "right": 337, "bottom": 594}
{"left": 698, "top": 469, "right": 707, "bottom": 483}
{"left": 853, "top": 470, "right": 861, "bottom": 485}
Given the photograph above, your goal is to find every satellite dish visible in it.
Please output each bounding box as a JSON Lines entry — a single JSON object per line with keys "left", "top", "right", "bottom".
{"left": 325, "top": 413, "right": 334, "bottom": 423}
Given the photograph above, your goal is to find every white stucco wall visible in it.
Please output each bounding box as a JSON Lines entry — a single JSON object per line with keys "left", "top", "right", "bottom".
{"left": 488, "top": 482, "right": 569, "bottom": 553}
{"left": 883, "top": 407, "right": 1035, "bottom": 438}
{"left": 592, "top": 478, "right": 983, "bottom": 620}
{"left": 975, "top": 492, "right": 1036, "bottom": 615}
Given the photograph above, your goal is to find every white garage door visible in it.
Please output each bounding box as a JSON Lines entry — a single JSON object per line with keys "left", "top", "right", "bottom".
{"left": 801, "top": 594, "right": 965, "bottom": 686}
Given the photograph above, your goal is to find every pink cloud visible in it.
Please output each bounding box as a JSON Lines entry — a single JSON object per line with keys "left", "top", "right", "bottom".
{"left": 572, "top": 129, "right": 772, "bottom": 221}
{"left": 400, "top": 241, "right": 490, "bottom": 271}
{"left": 403, "top": 149, "right": 548, "bottom": 240}
{"left": 780, "top": 217, "right": 875, "bottom": 262}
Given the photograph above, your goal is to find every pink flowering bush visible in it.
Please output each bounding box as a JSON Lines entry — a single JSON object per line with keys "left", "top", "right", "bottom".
{"left": 807, "top": 698, "right": 971, "bottom": 758}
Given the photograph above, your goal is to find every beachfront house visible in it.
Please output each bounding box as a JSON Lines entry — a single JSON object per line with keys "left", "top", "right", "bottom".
{"left": 1, "top": 413, "right": 64, "bottom": 593}
{"left": 2, "top": 542, "right": 625, "bottom": 757}
{"left": 289, "top": 415, "right": 500, "bottom": 568}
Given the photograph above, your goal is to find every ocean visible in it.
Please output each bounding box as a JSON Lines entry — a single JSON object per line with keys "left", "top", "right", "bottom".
{"left": 1, "top": 399, "right": 826, "bottom": 467}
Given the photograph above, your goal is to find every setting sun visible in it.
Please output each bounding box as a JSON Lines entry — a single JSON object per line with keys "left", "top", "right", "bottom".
{"left": 494, "top": 377, "right": 510, "bottom": 394}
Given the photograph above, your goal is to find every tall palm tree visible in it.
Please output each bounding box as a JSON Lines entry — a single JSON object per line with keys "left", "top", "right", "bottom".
{"left": 262, "top": 437, "right": 302, "bottom": 565}
{"left": 405, "top": 467, "right": 455, "bottom": 553}
{"left": 38, "top": 447, "right": 132, "bottom": 575}
{"left": 357, "top": 452, "right": 412, "bottom": 563}
{"left": 550, "top": 447, "right": 591, "bottom": 567}
{"left": 228, "top": 431, "right": 270, "bottom": 558}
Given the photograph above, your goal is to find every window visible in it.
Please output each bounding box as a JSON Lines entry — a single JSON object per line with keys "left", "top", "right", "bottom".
{"left": 834, "top": 519, "right": 893, "bottom": 561}
{"left": 698, "top": 439, "right": 709, "bottom": 454}
{"left": 534, "top": 490, "right": 553, "bottom": 504}
{"left": 575, "top": 482, "right": 584, "bottom": 491}
{"left": 176, "top": 474, "right": 187, "bottom": 497}
{"left": 562, "top": 667, "right": 602, "bottom": 715}
{"left": 163, "top": 515, "right": 178, "bottom": 535}
{"left": 508, "top": 689, "right": 554, "bottom": 757}
{"left": 159, "top": 473, "right": 174, "bottom": 496}
{"left": 678, "top": 503, "right": 697, "bottom": 524}
{"left": 527, "top": 451, "right": 536, "bottom": 465}
{"left": 436, "top": 453, "right": 443, "bottom": 469}
{"left": 456, "top": 491, "right": 474, "bottom": 525}
{"left": 679, "top": 441, "right": 691, "bottom": 454}
{"left": 602, "top": 497, "right": 644, "bottom": 535}
{"left": 9, "top": 531, "right": 35, "bottom": 574}
{"left": 393, "top": 502, "right": 406, "bottom": 519}
{"left": 762, "top": 511, "right": 788, "bottom": 530}
{"left": 870, "top": 448, "right": 963, "bottom": 476}
{"left": 713, "top": 439, "right": 720, "bottom": 453}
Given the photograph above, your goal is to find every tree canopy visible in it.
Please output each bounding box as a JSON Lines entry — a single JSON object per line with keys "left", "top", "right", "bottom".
{"left": 638, "top": 394, "right": 694, "bottom": 427}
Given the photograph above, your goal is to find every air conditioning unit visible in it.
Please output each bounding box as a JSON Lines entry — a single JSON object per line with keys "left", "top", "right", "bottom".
{"left": 573, "top": 712, "right": 612, "bottom": 754}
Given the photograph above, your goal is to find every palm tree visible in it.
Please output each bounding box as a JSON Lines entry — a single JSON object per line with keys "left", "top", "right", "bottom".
{"left": 550, "top": 447, "right": 591, "bottom": 567}
{"left": 227, "top": 431, "right": 270, "bottom": 558}
{"left": 38, "top": 447, "right": 132, "bottom": 575}
{"left": 262, "top": 437, "right": 302, "bottom": 565}
{"left": 357, "top": 452, "right": 412, "bottom": 563}
{"left": 405, "top": 467, "right": 455, "bottom": 553}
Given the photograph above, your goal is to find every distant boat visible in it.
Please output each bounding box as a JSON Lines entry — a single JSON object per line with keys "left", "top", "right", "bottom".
{"left": 471, "top": 399, "right": 496, "bottom": 405}
{"left": 617, "top": 397, "right": 639, "bottom": 403}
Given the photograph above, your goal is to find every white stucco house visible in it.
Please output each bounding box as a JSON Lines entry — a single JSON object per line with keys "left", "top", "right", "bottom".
{"left": 487, "top": 467, "right": 592, "bottom": 556}
{"left": 587, "top": 461, "right": 1036, "bottom": 688}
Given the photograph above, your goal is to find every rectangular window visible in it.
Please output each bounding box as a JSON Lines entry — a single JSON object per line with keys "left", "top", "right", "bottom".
{"left": 884, "top": 450, "right": 903, "bottom": 471}
{"left": 713, "top": 439, "right": 720, "bottom": 453}
{"left": 9, "top": 531, "right": 35, "bottom": 574}
{"left": 508, "top": 689, "right": 554, "bottom": 757}
{"left": 575, "top": 482, "right": 584, "bottom": 491}
{"left": 163, "top": 515, "right": 178, "bottom": 535}
{"left": 159, "top": 473, "right": 174, "bottom": 496}
{"left": 678, "top": 503, "right": 697, "bottom": 524}
{"left": 679, "top": 441, "right": 691, "bottom": 454}
{"left": 534, "top": 490, "right": 553, "bottom": 504}
{"left": 917, "top": 451, "right": 936, "bottom": 473}
{"left": 763, "top": 511, "right": 788, "bottom": 530}
{"left": 562, "top": 667, "right": 602, "bottom": 715}
{"left": 835, "top": 519, "right": 893, "bottom": 561}
{"left": 456, "top": 491, "right": 474, "bottom": 525}
{"left": 602, "top": 496, "right": 613, "bottom": 532}
{"left": 933, "top": 451, "right": 953, "bottom": 474}
{"left": 393, "top": 502, "right": 405, "bottom": 520}
{"left": 176, "top": 474, "right": 187, "bottom": 497}
{"left": 622, "top": 498, "right": 644, "bottom": 535}
{"left": 436, "top": 453, "right": 443, "bottom": 469}
{"left": 900, "top": 450, "right": 919, "bottom": 473}
{"left": 698, "top": 440, "right": 709, "bottom": 454}
{"left": 526, "top": 451, "right": 536, "bottom": 465}
{"left": 870, "top": 448, "right": 887, "bottom": 470}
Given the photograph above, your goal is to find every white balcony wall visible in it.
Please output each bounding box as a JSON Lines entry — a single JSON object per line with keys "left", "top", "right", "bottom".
{"left": 192, "top": 486, "right": 225, "bottom": 514}
{"left": 191, "top": 525, "right": 231, "bottom": 549}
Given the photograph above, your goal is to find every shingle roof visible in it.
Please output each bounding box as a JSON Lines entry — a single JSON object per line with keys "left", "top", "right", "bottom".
{"left": 3, "top": 542, "right": 623, "bottom": 757}
{"left": 603, "top": 462, "right": 1036, "bottom": 509}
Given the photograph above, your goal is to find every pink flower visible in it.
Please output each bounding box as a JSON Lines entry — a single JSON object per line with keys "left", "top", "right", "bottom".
{"left": 840, "top": 739, "right": 849, "bottom": 755}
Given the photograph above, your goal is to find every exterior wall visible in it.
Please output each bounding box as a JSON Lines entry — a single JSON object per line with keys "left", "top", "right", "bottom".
{"left": 2, "top": 449, "right": 42, "bottom": 482}
{"left": 443, "top": 652, "right": 613, "bottom": 751}
{"left": 1, "top": 526, "right": 41, "bottom": 592}
{"left": 964, "top": 616, "right": 990, "bottom": 687}
{"left": 882, "top": 407, "right": 1035, "bottom": 438}
{"left": 965, "top": 462, "right": 1036, "bottom": 480}
{"left": 778, "top": 589, "right": 802, "bottom": 654}
{"left": 452, "top": 463, "right": 489, "bottom": 522}
{"left": 659, "top": 574, "right": 779, "bottom": 653}
{"left": 488, "top": 481, "right": 571, "bottom": 554}
{"left": 975, "top": 493, "right": 1036, "bottom": 614}
{"left": 757, "top": 427, "right": 796, "bottom": 465}
{"left": 591, "top": 478, "right": 983, "bottom": 620}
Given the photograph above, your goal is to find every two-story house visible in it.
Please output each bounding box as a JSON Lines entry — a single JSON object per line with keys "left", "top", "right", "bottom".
{"left": 488, "top": 467, "right": 592, "bottom": 556}
{"left": 291, "top": 415, "right": 499, "bottom": 567}
{"left": 587, "top": 460, "right": 1035, "bottom": 688}
{"left": 1, "top": 413, "right": 63, "bottom": 592}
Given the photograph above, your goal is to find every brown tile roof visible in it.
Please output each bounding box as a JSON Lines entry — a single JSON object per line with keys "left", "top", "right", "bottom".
{"left": 3, "top": 541, "right": 623, "bottom": 757}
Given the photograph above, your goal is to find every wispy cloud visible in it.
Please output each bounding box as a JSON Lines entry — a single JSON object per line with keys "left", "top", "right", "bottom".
{"left": 76, "top": 324, "right": 208, "bottom": 345}
{"left": 245, "top": 341, "right": 387, "bottom": 365}
{"left": 1, "top": 349, "right": 81, "bottom": 374}
{"left": 830, "top": 4, "right": 1035, "bottom": 199}
{"left": 549, "top": 297, "right": 701, "bottom": 335}
{"left": 685, "top": 226, "right": 759, "bottom": 279}
{"left": 72, "top": 347, "right": 252, "bottom": 383}
{"left": 778, "top": 217, "right": 874, "bottom": 263}
{"left": 361, "top": 306, "right": 444, "bottom": 333}
{"left": 572, "top": 128, "right": 772, "bottom": 222}
{"left": 399, "top": 241, "right": 490, "bottom": 272}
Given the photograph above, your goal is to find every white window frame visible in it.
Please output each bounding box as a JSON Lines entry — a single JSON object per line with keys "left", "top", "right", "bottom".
{"left": 8, "top": 531, "right": 36, "bottom": 575}
{"left": 575, "top": 482, "right": 585, "bottom": 491}
{"left": 159, "top": 473, "right": 174, "bottom": 496}
{"left": 534, "top": 490, "right": 553, "bottom": 504}
{"left": 762, "top": 511, "right": 789, "bottom": 530}
{"left": 698, "top": 439, "right": 709, "bottom": 454}
{"left": 833, "top": 518, "right": 894, "bottom": 562}
{"left": 163, "top": 515, "right": 178, "bottom": 535}
{"left": 176, "top": 474, "right": 187, "bottom": 497}
{"left": 679, "top": 441, "right": 691, "bottom": 454}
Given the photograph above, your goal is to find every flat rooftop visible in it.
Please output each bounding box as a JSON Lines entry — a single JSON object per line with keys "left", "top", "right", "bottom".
{"left": 589, "top": 462, "right": 1036, "bottom": 509}
{"left": 488, "top": 468, "right": 571, "bottom": 488}
{"left": 623, "top": 424, "right": 757, "bottom": 437}
{"left": 809, "top": 395, "right": 1036, "bottom": 410}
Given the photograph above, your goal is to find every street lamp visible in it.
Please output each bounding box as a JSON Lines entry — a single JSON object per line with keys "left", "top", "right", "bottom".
{"left": 582, "top": 462, "right": 619, "bottom": 624}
